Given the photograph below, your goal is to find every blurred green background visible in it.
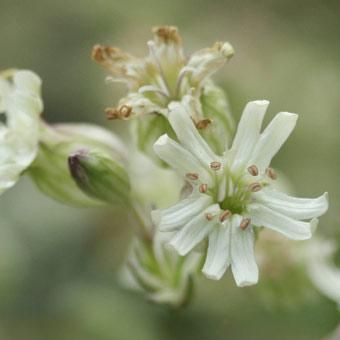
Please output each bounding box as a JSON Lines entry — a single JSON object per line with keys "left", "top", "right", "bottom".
{"left": 0, "top": 0, "right": 339, "bottom": 339}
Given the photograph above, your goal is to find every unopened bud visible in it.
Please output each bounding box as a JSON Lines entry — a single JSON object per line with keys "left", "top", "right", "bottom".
{"left": 68, "top": 150, "right": 130, "bottom": 205}
{"left": 29, "top": 123, "right": 128, "bottom": 207}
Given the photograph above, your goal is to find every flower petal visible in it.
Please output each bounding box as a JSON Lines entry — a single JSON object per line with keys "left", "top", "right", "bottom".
{"left": 168, "top": 102, "right": 219, "bottom": 166}
{"left": 185, "top": 41, "right": 234, "bottom": 85}
{"left": 169, "top": 204, "right": 220, "bottom": 256}
{"left": 153, "top": 134, "right": 213, "bottom": 185}
{"left": 202, "top": 222, "right": 231, "bottom": 280}
{"left": 253, "top": 188, "right": 328, "bottom": 220}
{"left": 230, "top": 215, "right": 258, "bottom": 287}
{"left": 229, "top": 100, "right": 269, "bottom": 171}
{"left": 249, "top": 112, "right": 298, "bottom": 171}
{"left": 152, "top": 194, "right": 213, "bottom": 232}
{"left": 249, "top": 203, "right": 312, "bottom": 240}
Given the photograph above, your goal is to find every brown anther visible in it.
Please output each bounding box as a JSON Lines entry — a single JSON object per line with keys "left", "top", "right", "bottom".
{"left": 152, "top": 26, "right": 181, "bottom": 44}
{"left": 205, "top": 213, "right": 213, "bottom": 221}
{"left": 249, "top": 182, "right": 262, "bottom": 192}
{"left": 240, "top": 218, "right": 251, "bottom": 230}
{"left": 105, "top": 105, "right": 132, "bottom": 120}
{"left": 266, "top": 167, "right": 277, "bottom": 180}
{"left": 119, "top": 105, "right": 132, "bottom": 118}
{"left": 105, "top": 108, "right": 120, "bottom": 120}
{"left": 199, "top": 184, "right": 208, "bottom": 193}
{"left": 91, "top": 45, "right": 116, "bottom": 64}
{"left": 210, "top": 161, "right": 222, "bottom": 171}
{"left": 185, "top": 173, "right": 199, "bottom": 181}
{"left": 92, "top": 45, "right": 128, "bottom": 68}
{"left": 247, "top": 164, "right": 259, "bottom": 176}
{"left": 92, "top": 44, "right": 107, "bottom": 63}
{"left": 219, "top": 210, "right": 231, "bottom": 222}
{"left": 196, "top": 118, "right": 212, "bottom": 130}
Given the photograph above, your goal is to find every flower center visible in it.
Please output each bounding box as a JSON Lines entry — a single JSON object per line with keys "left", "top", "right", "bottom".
{"left": 208, "top": 163, "right": 275, "bottom": 216}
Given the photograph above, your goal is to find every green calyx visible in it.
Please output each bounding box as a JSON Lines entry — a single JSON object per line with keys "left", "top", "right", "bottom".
{"left": 68, "top": 150, "right": 130, "bottom": 206}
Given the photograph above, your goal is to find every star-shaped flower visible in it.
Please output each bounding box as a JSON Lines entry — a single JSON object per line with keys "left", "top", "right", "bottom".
{"left": 152, "top": 100, "right": 328, "bottom": 286}
{"left": 92, "top": 26, "right": 234, "bottom": 120}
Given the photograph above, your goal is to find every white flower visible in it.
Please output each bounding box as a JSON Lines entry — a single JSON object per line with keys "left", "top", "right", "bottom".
{"left": 92, "top": 26, "right": 234, "bottom": 119}
{"left": 307, "top": 238, "right": 340, "bottom": 307}
{"left": 152, "top": 100, "right": 328, "bottom": 287}
{"left": 0, "top": 70, "right": 43, "bottom": 194}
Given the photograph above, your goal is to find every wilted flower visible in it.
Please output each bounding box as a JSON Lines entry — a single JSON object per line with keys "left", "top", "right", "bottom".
{"left": 123, "top": 232, "right": 201, "bottom": 307}
{"left": 152, "top": 100, "right": 328, "bottom": 286}
{"left": 92, "top": 26, "right": 234, "bottom": 120}
{"left": 0, "top": 69, "right": 43, "bottom": 194}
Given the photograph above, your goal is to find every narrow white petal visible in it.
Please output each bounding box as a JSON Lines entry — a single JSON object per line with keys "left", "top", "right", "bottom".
{"left": 249, "top": 203, "right": 312, "bottom": 240}
{"left": 202, "top": 222, "right": 231, "bottom": 280}
{"left": 249, "top": 112, "right": 298, "bottom": 171}
{"left": 152, "top": 194, "right": 213, "bottom": 231}
{"left": 229, "top": 100, "right": 269, "bottom": 170}
{"left": 230, "top": 215, "right": 258, "bottom": 287}
{"left": 13, "top": 70, "right": 42, "bottom": 95}
{"left": 169, "top": 204, "right": 220, "bottom": 256}
{"left": 253, "top": 188, "right": 329, "bottom": 220}
{"left": 168, "top": 102, "right": 219, "bottom": 166}
{"left": 153, "top": 134, "right": 212, "bottom": 185}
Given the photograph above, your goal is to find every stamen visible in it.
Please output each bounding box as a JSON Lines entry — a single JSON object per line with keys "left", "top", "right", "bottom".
{"left": 185, "top": 172, "right": 199, "bottom": 181}
{"left": 240, "top": 218, "right": 251, "bottom": 230}
{"left": 92, "top": 45, "right": 125, "bottom": 68}
{"left": 247, "top": 164, "right": 259, "bottom": 176}
{"left": 152, "top": 26, "right": 181, "bottom": 44}
{"left": 199, "top": 183, "right": 208, "bottom": 193}
{"left": 105, "top": 105, "right": 132, "bottom": 120}
{"left": 219, "top": 210, "right": 231, "bottom": 222}
{"left": 105, "top": 108, "right": 119, "bottom": 120}
{"left": 119, "top": 105, "right": 133, "bottom": 118}
{"left": 249, "top": 182, "right": 262, "bottom": 192}
{"left": 266, "top": 167, "right": 277, "bottom": 180}
{"left": 210, "top": 161, "right": 222, "bottom": 171}
{"left": 196, "top": 118, "right": 212, "bottom": 130}
{"left": 205, "top": 213, "right": 213, "bottom": 221}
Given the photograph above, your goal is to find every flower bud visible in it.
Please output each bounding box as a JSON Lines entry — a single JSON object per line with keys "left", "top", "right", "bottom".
{"left": 68, "top": 149, "right": 130, "bottom": 206}
{"left": 29, "top": 123, "right": 128, "bottom": 207}
{"left": 121, "top": 232, "right": 200, "bottom": 307}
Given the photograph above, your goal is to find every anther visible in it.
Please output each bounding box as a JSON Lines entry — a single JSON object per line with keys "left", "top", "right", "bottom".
{"left": 199, "top": 184, "right": 208, "bottom": 193}
{"left": 196, "top": 118, "right": 212, "bottom": 130}
{"left": 247, "top": 164, "right": 259, "bottom": 176}
{"left": 105, "top": 105, "right": 132, "bottom": 120}
{"left": 119, "top": 105, "right": 132, "bottom": 118}
{"left": 152, "top": 26, "right": 181, "bottom": 44}
{"left": 266, "top": 167, "right": 277, "bottom": 180}
{"left": 205, "top": 213, "right": 213, "bottom": 221}
{"left": 249, "top": 182, "right": 262, "bottom": 192}
{"left": 186, "top": 173, "right": 199, "bottom": 181}
{"left": 219, "top": 210, "right": 231, "bottom": 222}
{"left": 210, "top": 161, "right": 222, "bottom": 171}
{"left": 240, "top": 218, "right": 251, "bottom": 230}
{"left": 105, "top": 108, "right": 119, "bottom": 120}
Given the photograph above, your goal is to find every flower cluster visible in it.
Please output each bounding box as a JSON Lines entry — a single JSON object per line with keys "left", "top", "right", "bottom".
{"left": 0, "top": 26, "right": 330, "bottom": 306}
